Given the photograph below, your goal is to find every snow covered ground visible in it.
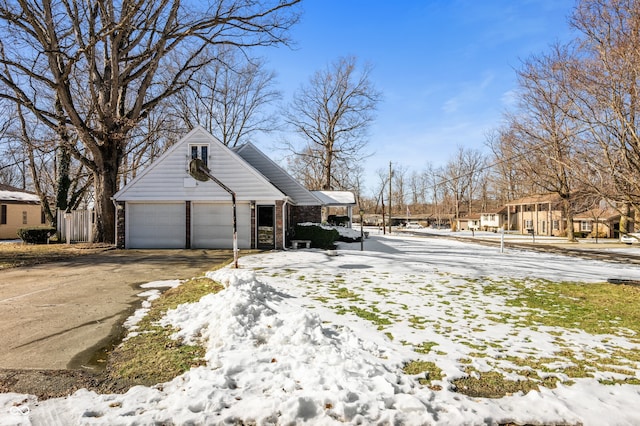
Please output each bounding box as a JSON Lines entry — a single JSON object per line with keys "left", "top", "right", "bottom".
{"left": 2, "top": 233, "right": 640, "bottom": 425}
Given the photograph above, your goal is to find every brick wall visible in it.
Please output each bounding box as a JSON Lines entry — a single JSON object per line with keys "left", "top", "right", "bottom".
{"left": 116, "top": 201, "right": 126, "bottom": 249}
{"left": 291, "top": 205, "right": 321, "bottom": 226}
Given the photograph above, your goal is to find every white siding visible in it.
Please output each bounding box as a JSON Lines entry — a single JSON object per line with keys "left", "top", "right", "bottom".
{"left": 114, "top": 127, "right": 284, "bottom": 202}
{"left": 192, "top": 203, "right": 251, "bottom": 249}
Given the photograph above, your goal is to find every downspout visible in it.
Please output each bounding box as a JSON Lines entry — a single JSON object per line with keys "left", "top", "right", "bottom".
{"left": 282, "top": 197, "right": 290, "bottom": 249}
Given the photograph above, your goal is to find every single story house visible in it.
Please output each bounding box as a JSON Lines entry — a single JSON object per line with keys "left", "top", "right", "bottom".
{"left": 572, "top": 206, "right": 623, "bottom": 238}
{"left": 0, "top": 184, "right": 45, "bottom": 239}
{"left": 113, "top": 126, "right": 351, "bottom": 249}
{"left": 456, "top": 213, "right": 481, "bottom": 231}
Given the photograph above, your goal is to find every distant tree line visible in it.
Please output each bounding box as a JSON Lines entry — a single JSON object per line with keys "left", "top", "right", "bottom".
{"left": 361, "top": 0, "right": 640, "bottom": 240}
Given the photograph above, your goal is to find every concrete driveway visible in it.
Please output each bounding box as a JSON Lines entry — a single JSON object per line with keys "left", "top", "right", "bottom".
{"left": 0, "top": 249, "right": 234, "bottom": 370}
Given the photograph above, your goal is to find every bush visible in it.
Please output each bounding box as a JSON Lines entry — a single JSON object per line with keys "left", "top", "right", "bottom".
{"left": 293, "top": 224, "right": 339, "bottom": 249}
{"left": 17, "top": 227, "right": 57, "bottom": 244}
{"left": 327, "top": 215, "right": 350, "bottom": 227}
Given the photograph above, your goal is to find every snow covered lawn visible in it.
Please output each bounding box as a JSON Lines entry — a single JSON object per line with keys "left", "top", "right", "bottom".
{"left": 2, "top": 233, "right": 640, "bottom": 425}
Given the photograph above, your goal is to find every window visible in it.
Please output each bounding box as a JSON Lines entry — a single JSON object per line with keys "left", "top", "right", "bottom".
{"left": 581, "top": 221, "right": 592, "bottom": 232}
{"left": 525, "top": 219, "right": 533, "bottom": 229}
{"left": 1, "top": 205, "right": 6, "bottom": 225}
{"left": 553, "top": 220, "right": 559, "bottom": 230}
{"left": 41, "top": 209, "right": 46, "bottom": 224}
{"left": 190, "top": 144, "right": 209, "bottom": 167}
{"left": 22, "top": 211, "right": 27, "bottom": 224}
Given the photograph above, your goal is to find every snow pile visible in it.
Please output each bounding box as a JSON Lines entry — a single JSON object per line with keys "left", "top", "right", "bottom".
{"left": 159, "top": 268, "right": 427, "bottom": 424}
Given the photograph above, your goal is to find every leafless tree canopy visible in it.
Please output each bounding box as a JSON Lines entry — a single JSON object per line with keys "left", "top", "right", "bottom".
{"left": 284, "top": 56, "right": 382, "bottom": 191}
{"left": 0, "top": 0, "right": 301, "bottom": 242}
{"left": 169, "top": 49, "right": 281, "bottom": 147}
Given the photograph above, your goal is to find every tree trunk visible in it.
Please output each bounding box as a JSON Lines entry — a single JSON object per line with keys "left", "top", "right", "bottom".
{"left": 562, "top": 197, "right": 575, "bottom": 242}
{"left": 91, "top": 143, "right": 122, "bottom": 244}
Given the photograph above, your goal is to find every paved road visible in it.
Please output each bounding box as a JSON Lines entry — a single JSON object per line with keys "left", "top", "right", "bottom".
{"left": 0, "top": 249, "right": 234, "bottom": 370}
{"left": 400, "top": 230, "right": 640, "bottom": 265}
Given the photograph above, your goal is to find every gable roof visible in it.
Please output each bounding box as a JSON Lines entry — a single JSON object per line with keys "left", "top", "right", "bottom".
{"left": 0, "top": 184, "right": 40, "bottom": 204}
{"left": 233, "top": 143, "right": 321, "bottom": 206}
{"left": 114, "top": 127, "right": 285, "bottom": 202}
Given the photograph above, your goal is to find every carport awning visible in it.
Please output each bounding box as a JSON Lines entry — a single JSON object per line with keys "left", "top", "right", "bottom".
{"left": 310, "top": 191, "right": 356, "bottom": 206}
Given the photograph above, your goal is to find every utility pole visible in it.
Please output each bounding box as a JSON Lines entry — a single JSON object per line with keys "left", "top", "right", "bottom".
{"left": 388, "top": 161, "right": 393, "bottom": 235}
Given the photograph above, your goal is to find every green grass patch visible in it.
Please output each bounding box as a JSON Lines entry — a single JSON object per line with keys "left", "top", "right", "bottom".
{"left": 452, "top": 369, "right": 556, "bottom": 398}
{"left": 414, "top": 341, "right": 438, "bottom": 354}
{"left": 403, "top": 360, "right": 443, "bottom": 387}
{"left": 507, "top": 280, "right": 640, "bottom": 335}
{"left": 331, "top": 287, "right": 361, "bottom": 300}
{"left": 349, "top": 306, "right": 392, "bottom": 326}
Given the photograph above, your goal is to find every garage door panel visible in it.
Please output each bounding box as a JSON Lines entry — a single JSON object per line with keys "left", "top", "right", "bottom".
{"left": 192, "top": 204, "right": 250, "bottom": 249}
{"left": 128, "top": 203, "right": 185, "bottom": 249}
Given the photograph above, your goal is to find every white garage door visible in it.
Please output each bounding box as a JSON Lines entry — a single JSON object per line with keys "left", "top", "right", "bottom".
{"left": 128, "top": 203, "right": 185, "bottom": 249}
{"left": 192, "top": 203, "right": 251, "bottom": 249}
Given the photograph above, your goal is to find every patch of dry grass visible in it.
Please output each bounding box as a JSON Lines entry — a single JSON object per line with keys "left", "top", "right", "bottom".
{"left": 0, "top": 242, "right": 113, "bottom": 269}
{"left": 101, "top": 275, "right": 227, "bottom": 391}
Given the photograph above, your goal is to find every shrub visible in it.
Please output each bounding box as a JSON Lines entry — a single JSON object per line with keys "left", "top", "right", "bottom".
{"left": 17, "top": 227, "right": 57, "bottom": 244}
{"left": 293, "top": 224, "right": 339, "bottom": 249}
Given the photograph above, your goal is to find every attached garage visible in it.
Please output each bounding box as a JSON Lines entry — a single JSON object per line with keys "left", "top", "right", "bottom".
{"left": 191, "top": 202, "right": 251, "bottom": 249}
{"left": 113, "top": 126, "right": 323, "bottom": 250}
{"left": 127, "top": 202, "right": 185, "bottom": 249}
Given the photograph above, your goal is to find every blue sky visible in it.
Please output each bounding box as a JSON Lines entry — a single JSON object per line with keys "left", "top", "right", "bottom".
{"left": 260, "top": 0, "right": 577, "bottom": 192}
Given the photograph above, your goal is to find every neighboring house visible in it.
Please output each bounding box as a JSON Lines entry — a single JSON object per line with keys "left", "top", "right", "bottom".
{"left": 113, "top": 126, "right": 334, "bottom": 249}
{"left": 456, "top": 213, "right": 481, "bottom": 231}
{"left": 480, "top": 207, "right": 508, "bottom": 232}
{"left": 504, "top": 194, "right": 566, "bottom": 236}
{"left": 0, "top": 184, "right": 45, "bottom": 239}
{"left": 572, "top": 207, "right": 623, "bottom": 238}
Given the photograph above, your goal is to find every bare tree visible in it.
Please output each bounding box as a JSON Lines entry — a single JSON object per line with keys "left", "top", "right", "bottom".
{"left": 486, "top": 128, "right": 533, "bottom": 203}
{"left": 284, "top": 56, "right": 382, "bottom": 190}
{"left": 392, "top": 164, "right": 408, "bottom": 216}
{"left": 442, "top": 146, "right": 485, "bottom": 219}
{"left": 568, "top": 0, "right": 640, "bottom": 232}
{"left": 0, "top": 0, "right": 301, "bottom": 243}
{"left": 170, "top": 50, "right": 281, "bottom": 147}
{"left": 506, "top": 44, "right": 583, "bottom": 241}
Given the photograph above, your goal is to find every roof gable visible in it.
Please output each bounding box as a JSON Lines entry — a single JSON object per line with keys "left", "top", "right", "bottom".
{"left": 233, "top": 143, "right": 321, "bottom": 206}
{"left": 114, "top": 127, "right": 285, "bottom": 201}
